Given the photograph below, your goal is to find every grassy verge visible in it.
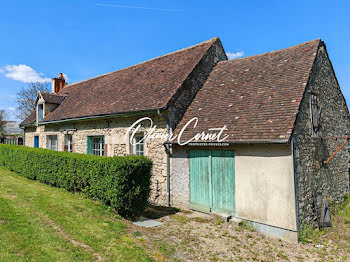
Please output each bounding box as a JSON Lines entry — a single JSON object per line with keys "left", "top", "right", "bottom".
{"left": 0, "top": 167, "right": 153, "bottom": 262}
{"left": 299, "top": 195, "right": 350, "bottom": 244}
{"left": 336, "top": 195, "right": 350, "bottom": 223}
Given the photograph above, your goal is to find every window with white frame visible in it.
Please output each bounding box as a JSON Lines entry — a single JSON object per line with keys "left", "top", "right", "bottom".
{"left": 64, "top": 134, "right": 73, "bottom": 152}
{"left": 38, "top": 104, "right": 44, "bottom": 121}
{"left": 47, "top": 135, "right": 58, "bottom": 151}
{"left": 131, "top": 134, "right": 145, "bottom": 156}
{"left": 91, "top": 136, "right": 105, "bottom": 156}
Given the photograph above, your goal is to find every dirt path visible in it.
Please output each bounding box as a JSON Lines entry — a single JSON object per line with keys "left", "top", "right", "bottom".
{"left": 43, "top": 216, "right": 104, "bottom": 261}
{"left": 128, "top": 207, "right": 350, "bottom": 261}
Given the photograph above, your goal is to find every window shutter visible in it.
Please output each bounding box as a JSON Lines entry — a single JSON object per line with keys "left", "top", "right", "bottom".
{"left": 311, "top": 94, "right": 321, "bottom": 137}
{"left": 87, "top": 136, "right": 92, "bottom": 154}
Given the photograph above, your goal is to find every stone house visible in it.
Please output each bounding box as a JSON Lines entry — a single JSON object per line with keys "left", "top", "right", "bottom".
{"left": 20, "top": 38, "right": 349, "bottom": 241}
{"left": 20, "top": 37, "right": 227, "bottom": 205}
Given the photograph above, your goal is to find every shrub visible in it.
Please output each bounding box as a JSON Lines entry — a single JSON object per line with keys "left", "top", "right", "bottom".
{"left": 299, "top": 223, "right": 324, "bottom": 243}
{"left": 0, "top": 144, "right": 152, "bottom": 219}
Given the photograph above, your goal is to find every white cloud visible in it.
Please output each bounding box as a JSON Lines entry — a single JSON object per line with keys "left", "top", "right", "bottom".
{"left": 7, "top": 107, "right": 15, "bottom": 111}
{"left": 226, "top": 51, "right": 244, "bottom": 60}
{"left": 63, "top": 73, "right": 69, "bottom": 82}
{"left": 2, "top": 64, "right": 51, "bottom": 83}
{"left": 0, "top": 68, "right": 3, "bottom": 73}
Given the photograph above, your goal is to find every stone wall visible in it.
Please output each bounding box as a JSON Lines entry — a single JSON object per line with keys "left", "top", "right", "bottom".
{"left": 24, "top": 126, "right": 36, "bottom": 147}
{"left": 292, "top": 43, "right": 350, "bottom": 228}
{"left": 24, "top": 114, "right": 169, "bottom": 205}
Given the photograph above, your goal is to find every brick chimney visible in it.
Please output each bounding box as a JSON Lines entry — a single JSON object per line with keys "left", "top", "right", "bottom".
{"left": 52, "top": 73, "right": 66, "bottom": 93}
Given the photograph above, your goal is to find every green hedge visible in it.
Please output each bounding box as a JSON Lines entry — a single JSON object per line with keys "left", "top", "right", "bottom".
{"left": 0, "top": 144, "right": 152, "bottom": 219}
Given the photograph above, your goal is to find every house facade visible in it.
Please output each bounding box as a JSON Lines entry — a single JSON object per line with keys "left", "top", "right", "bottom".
{"left": 21, "top": 38, "right": 227, "bottom": 205}
{"left": 21, "top": 38, "right": 349, "bottom": 241}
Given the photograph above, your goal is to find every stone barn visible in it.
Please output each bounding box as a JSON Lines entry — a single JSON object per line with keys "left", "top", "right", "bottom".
{"left": 171, "top": 39, "right": 350, "bottom": 241}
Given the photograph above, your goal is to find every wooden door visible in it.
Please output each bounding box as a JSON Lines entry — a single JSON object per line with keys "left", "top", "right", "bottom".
{"left": 189, "top": 150, "right": 235, "bottom": 215}
{"left": 189, "top": 150, "right": 212, "bottom": 212}
{"left": 211, "top": 150, "right": 235, "bottom": 214}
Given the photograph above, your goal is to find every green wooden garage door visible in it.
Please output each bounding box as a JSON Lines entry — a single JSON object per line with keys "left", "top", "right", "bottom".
{"left": 189, "top": 150, "right": 235, "bottom": 215}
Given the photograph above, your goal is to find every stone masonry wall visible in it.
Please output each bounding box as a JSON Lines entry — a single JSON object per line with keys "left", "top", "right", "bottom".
{"left": 24, "top": 114, "right": 169, "bottom": 205}
{"left": 24, "top": 126, "right": 36, "bottom": 147}
{"left": 292, "top": 43, "right": 350, "bottom": 229}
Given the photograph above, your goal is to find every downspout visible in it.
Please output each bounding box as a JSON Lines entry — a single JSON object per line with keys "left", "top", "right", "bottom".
{"left": 157, "top": 108, "right": 171, "bottom": 207}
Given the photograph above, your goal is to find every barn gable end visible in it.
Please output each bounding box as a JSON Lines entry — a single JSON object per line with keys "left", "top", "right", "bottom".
{"left": 292, "top": 41, "right": 350, "bottom": 229}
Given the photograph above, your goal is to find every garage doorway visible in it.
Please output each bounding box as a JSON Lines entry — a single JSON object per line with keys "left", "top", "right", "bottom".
{"left": 189, "top": 150, "right": 235, "bottom": 215}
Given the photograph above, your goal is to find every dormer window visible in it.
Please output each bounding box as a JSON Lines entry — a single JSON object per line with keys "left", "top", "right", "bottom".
{"left": 35, "top": 91, "right": 65, "bottom": 123}
{"left": 38, "top": 104, "right": 44, "bottom": 121}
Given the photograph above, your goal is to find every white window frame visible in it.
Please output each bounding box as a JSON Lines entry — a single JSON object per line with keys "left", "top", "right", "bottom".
{"left": 47, "top": 135, "right": 58, "bottom": 151}
{"left": 132, "top": 133, "right": 145, "bottom": 156}
{"left": 64, "top": 134, "right": 73, "bottom": 152}
{"left": 92, "top": 136, "right": 105, "bottom": 156}
{"left": 38, "top": 103, "right": 44, "bottom": 121}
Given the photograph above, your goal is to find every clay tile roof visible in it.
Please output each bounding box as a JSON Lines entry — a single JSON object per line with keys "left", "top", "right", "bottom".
{"left": 19, "top": 92, "right": 66, "bottom": 127}
{"left": 173, "top": 39, "right": 321, "bottom": 143}
{"left": 38, "top": 37, "right": 219, "bottom": 123}
{"left": 40, "top": 92, "right": 65, "bottom": 104}
{"left": 19, "top": 111, "right": 36, "bottom": 127}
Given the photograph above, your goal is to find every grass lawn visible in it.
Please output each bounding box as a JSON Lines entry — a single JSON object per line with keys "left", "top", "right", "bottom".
{"left": 0, "top": 167, "right": 153, "bottom": 262}
{"left": 1, "top": 166, "right": 349, "bottom": 262}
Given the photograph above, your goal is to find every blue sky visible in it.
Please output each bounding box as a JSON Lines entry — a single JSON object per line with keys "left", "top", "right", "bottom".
{"left": 1, "top": 0, "right": 349, "bottom": 121}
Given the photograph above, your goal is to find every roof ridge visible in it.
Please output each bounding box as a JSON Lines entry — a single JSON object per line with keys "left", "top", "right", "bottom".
{"left": 220, "top": 39, "right": 321, "bottom": 64}
{"left": 62, "top": 37, "right": 219, "bottom": 90}
{"left": 40, "top": 91, "right": 65, "bottom": 96}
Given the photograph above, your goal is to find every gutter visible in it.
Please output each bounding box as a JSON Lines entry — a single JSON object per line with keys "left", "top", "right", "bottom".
{"left": 20, "top": 122, "right": 36, "bottom": 128}
{"left": 165, "top": 139, "right": 289, "bottom": 145}
{"left": 38, "top": 109, "right": 158, "bottom": 125}
{"left": 157, "top": 108, "right": 171, "bottom": 207}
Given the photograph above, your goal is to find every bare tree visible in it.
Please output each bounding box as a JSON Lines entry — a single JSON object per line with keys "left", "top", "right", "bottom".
{"left": 15, "top": 82, "right": 50, "bottom": 120}
{"left": 0, "top": 109, "right": 8, "bottom": 135}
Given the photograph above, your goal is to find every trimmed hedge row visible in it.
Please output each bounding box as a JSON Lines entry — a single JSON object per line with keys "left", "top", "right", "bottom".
{"left": 0, "top": 144, "right": 152, "bottom": 219}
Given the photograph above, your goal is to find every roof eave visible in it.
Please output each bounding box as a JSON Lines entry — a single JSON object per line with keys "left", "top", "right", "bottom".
{"left": 166, "top": 139, "right": 290, "bottom": 145}
{"left": 38, "top": 108, "right": 160, "bottom": 125}
{"left": 20, "top": 122, "right": 36, "bottom": 128}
